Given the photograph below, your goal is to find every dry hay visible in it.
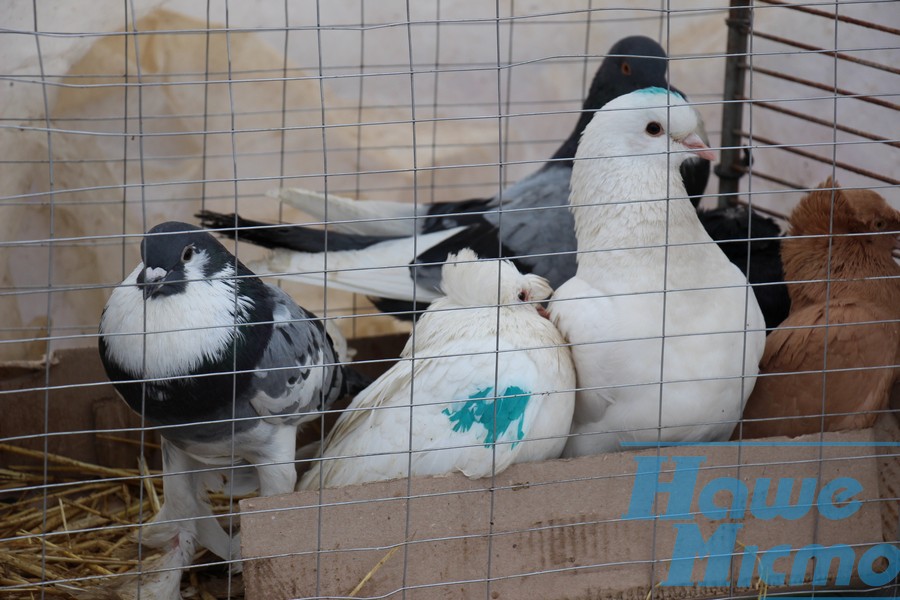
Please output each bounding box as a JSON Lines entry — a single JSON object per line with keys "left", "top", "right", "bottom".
{"left": 0, "top": 441, "right": 245, "bottom": 599}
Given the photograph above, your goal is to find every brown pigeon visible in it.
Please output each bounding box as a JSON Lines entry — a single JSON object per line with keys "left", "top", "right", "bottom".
{"left": 739, "top": 178, "right": 900, "bottom": 439}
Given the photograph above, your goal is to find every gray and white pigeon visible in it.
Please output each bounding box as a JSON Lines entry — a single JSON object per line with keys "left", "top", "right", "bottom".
{"left": 549, "top": 88, "right": 766, "bottom": 456}
{"left": 196, "top": 35, "right": 715, "bottom": 317}
{"left": 98, "top": 221, "right": 367, "bottom": 594}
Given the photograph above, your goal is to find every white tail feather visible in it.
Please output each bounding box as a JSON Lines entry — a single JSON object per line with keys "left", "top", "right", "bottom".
{"left": 272, "top": 188, "right": 418, "bottom": 236}
{"left": 248, "top": 226, "right": 468, "bottom": 302}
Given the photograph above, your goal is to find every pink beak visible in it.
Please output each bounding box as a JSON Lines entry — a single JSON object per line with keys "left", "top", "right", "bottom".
{"left": 680, "top": 132, "right": 716, "bottom": 162}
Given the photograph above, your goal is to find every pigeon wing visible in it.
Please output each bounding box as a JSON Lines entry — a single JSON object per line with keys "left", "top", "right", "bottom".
{"left": 248, "top": 285, "right": 343, "bottom": 424}
{"left": 273, "top": 187, "right": 420, "bottom": 236}
{"left": 484, "top": 165, "right": 578, "bottom": 288}
{"left": 742, "top": 301, "right": 898, "bottom": 438}
{"left": 303, "top": 335, "right": 545, "bottom": 488}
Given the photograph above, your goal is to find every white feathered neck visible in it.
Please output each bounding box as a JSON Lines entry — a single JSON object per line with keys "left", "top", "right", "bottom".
{"left": 101, "top": 258, "right": 254, "bottom": 379}
{"left": 568, "top": 90, "right": 714, "bottom": 272}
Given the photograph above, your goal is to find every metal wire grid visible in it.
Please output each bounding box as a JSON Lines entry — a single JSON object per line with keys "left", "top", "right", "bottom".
{"left": 1, "top": 0, "right": 898, "bottom": 598}
{"left": 719, "top": 0, "right": 899, "bottom": 206}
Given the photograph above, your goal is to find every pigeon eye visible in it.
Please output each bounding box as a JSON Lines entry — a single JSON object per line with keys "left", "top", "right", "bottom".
{"left": 621, "top": 62, "right": 631, "bottom": 76}
{"left": 873, "top": 219, "right": 886, "bottom": 231}
{"left": 517, "top": 290, "right": 528, "bottom": 302}
{"left": 646, "top": 122, "right": 663, "bottom": 136}
{"left": 181, "top": 245, "right": 194, "bottom": 262}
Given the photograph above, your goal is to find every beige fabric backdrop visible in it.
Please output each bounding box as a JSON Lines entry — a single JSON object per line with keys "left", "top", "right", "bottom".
{"left": 1, "top": 0, "right": 896, "bottom": 361}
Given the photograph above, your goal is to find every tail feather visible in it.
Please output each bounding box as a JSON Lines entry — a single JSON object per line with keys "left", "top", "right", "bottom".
{"left": 272, "top": 187, "right": 419, "bottom": 236}
{"left": 246, "top": 225, "right": 468, "bottom": 302}
{"left": 270, "top": 187, "right": 496, "bottom": 237}
{"left": 368, "top": 296, "right": 430, "bottom": 321}
{"left": 342, "top": 365, "right": 374, "bottom": 397}
{"left": 196, "top": 210, "right": 395, "bottom": 252}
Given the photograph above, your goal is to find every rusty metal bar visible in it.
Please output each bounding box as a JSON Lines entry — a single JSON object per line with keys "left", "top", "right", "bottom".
{"left": 746, "top": 66, "right": 900, "bottom": 111}
{"left": 756, "top": 0, "right": 900, "bottom": 36}
{"left": 737, "top": 132, "right": 900, "bottom": 185}
{"left": 716, "top": 0, "right": 754, "bottom": 208}
{"left": 751, "top": 30, "right": 900, "bottom": 76}
{"left": 736, "top": 168, "right": 804, "bottom": 191}
{"left": 736, "top": 195, "right": 790, "bottom": 220}
{"left": 746, "top": 97, "right": 900, "bottom": 149}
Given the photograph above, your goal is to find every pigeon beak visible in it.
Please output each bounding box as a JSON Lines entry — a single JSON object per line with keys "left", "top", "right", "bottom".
{"left": 139, "top": 266, "right": 169, "bottom": 300}
{"left": 679, "top": 132, "right": 716, "bottom": 162}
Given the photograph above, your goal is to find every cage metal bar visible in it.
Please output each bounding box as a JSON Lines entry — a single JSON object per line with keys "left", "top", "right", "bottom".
{"left": 221, "top": 0, "right": 244, "bottom": 585}
{"left": 746, "top": 65, "right": 900, "bottom": 111}
{"left": 4, "top": 3, "right": 900, "bottom": 597}
{"left": 747, "top": 96, "right": 900, "bottom": 149}
{"left": 0, "top": 7, "right": 725, "bottom": 39}
{"left": 29, "top": 1, "right": 58, "bottom": 593}
{"left": 739, "top": 167, "right": 804, "bottom": 190}
{"left": 735, "top": 195, "right": 788, "bottom": 220}
{"left": 736, "top": 131, "right": 900, "bottom": 185}
{"left": 751, "top": 30, "right": 900, "bottom": 76}
{"left": 756, "top": 0, "right": 900, "bottom": 36}
{"left": 484, "top": 2, "right": 510, "bottom": 597}
{"left": 717, "top": 0, "right": 753, "bottom": 207}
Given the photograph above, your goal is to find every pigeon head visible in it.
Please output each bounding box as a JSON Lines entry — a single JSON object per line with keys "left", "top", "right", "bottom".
{"left": 842, "top": 188, "right": 900, "bottom": 252}
{"left": 790, "top": 179, "right": 900, "bottom": 252}
{"left": 552, "top": 36, "right": 676, "bottom": 165}
{"left": 577, "top": 87, "right": 715, "bottom": 174}
{"left": 440, "top": 249, "right": 552, "bottom": 316}
{"left": 138, "top": 221, "right": 237, "bottom": 300}
{"left": 586, "top": 36, "right": 671, "bottom": 111}
{"left": 780, "top": 179, "right": 900, "bottom": 309}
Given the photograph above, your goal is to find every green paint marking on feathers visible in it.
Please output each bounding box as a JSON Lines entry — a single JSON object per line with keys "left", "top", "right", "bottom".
{"left": 442, "top": 386, "right": 531, "bottom": 448}
{"left": 635, "top": 86, "right": 684, "bottom": 101}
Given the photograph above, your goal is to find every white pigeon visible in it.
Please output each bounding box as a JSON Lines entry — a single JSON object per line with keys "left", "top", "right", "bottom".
{"left": 299, "top": 249, "right": 575, "bottom": 489}
{"left": 549, "top": 88, "right": 766, "bottom": 456}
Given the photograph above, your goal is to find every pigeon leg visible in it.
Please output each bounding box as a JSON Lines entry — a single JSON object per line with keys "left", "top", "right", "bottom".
{"left": 247, "top": 424, "right": 299, "bottom": 496}
{"left": 140, "top": 437, "right": 199, "bottom": 549}
{"left": 144, "top": 438, "right": 236, "bottom": 566}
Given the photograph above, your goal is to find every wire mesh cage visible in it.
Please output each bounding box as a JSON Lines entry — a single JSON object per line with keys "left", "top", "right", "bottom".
{"left": 1, "top": 1, "right": 898, "bottom": 599}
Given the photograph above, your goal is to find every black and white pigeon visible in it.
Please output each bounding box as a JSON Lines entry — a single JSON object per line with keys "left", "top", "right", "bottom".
{"left": 98, "top": 221, "right": 366, "bottom": 594}
{"left": 197, "top": 35, "right": 711, "bottom": 317}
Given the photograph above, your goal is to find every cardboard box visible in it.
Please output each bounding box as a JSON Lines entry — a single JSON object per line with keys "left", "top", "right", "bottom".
{"left": 2, "top": 345, "right": 897, "bottom": 599}
{"left": 240, "top": 416, "right": 900, "bottom": 599}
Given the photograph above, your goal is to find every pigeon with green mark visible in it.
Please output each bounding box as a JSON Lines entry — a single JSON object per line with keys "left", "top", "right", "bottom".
{"left": 299, "top": 249, "right": 575, "bottom": 489}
